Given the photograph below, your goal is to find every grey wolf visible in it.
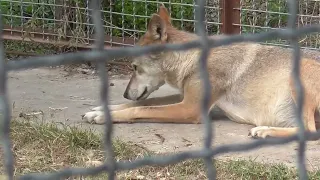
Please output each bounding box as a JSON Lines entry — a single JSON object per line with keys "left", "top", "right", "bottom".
{"left": 82, "top": 4, "right": 320, "bottom": 139}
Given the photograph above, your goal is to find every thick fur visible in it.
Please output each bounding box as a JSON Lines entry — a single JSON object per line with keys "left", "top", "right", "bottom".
{"left": 83, "top": 4, "right": 320, "bottom": 139}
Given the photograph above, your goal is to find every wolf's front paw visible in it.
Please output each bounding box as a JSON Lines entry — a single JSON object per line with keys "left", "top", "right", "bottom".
{"left": 248, "top": 126, "right": 273, "bottom": 139}
{"left": 82, "top": 111, "right": 105, "bottom": 124}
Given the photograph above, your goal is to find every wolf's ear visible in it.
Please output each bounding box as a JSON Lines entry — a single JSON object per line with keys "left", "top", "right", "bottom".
{"left": 157, "top": 4, "right": 171, "bottom": 25}
{"left": 147, "top": 14, "right": 168, "bottom": 42}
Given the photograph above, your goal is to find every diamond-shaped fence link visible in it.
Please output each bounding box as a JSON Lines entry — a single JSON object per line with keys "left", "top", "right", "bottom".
{"left": 1, "top": 0, "right": 320, "bottom": 180}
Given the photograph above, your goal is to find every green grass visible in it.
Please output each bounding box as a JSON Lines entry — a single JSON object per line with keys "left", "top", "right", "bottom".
{"left": 1, "top": 120, "right": 320, "bottom": 179}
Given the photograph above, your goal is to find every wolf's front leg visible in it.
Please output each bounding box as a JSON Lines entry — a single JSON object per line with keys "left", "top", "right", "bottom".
{"left": 87, "top": 94, "right": 181, "bottom": 114}
{"left": 83, "top": 101, "right": 200, "bottom": 124}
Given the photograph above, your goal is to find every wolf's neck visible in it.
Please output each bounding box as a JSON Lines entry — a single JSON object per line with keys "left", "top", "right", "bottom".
{"left": 161, "top": 48, "right": 200, "bottom": 90}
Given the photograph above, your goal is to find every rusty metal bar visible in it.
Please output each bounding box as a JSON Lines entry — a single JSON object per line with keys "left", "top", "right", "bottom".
{"left": 2, "top": 26, "right": 135, "bottom": 50}
{"left": 220, "top": 0, "right": 240, "bottom": 35}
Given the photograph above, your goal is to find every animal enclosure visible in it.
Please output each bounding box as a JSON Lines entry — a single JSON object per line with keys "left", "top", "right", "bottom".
{"left": 1, "top": 0, "right": 320, "bottom": 180}
{"left": 2, "top": 0, "right": 320, "bottom": 50}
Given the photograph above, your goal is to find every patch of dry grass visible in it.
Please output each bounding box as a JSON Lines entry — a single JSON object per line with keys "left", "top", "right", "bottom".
{"left": 0, "top": 120, "right": 149, "bottom": 179}
{"left": 1, "top": 120, "right": 320, "bottom": 180}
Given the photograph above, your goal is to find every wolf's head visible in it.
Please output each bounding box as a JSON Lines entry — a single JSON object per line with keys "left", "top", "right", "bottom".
{"left": 123, "top": 4, "right": 172, "bottom": 101}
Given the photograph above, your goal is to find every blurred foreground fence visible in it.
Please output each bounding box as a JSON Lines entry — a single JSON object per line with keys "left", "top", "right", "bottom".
{"left": 2, "top": 0, "right": 320, "bottom": 180}
{"left": 2, "top": 0, "right": 320, "bottom": 50}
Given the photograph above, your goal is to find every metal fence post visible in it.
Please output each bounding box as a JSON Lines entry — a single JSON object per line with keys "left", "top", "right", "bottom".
{"left": 220, "top": 0, "right": 241, "bottom": 35}
{"left": 54, "top": 0, "right": 64, "bottom": 22}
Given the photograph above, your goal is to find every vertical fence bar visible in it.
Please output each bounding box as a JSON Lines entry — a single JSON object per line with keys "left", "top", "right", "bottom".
{"left": 109, "top": 0, "right": 113, "bottom": 47}
{"left": 121, "top": 0, "right": 125, "bottom": 45}
{"left": 86, "top": 0, "right": 90, "bottom": 45}
{"left": 19, "top": 0, "right": 24, "bottom": 35}
{"left": 9, "top": 0, "right": 13, "bottom": 35}
{"left": 145, "top": 0, "right": 148, "bottom": 31}
{"left": 287, "top": 1, "right": 308, "bottom": 180}
{"left": 0, "top": 11, "right": 14, "bottom": 180}
{"left": 239, "top": 0, "right": 242, "bottom": 34}
{"left": 219, "top": 0, "right": 240, "bottom": 35}
{"left": 41, "top": 1, "right": 45, "bottom": 39}
{"left": 195, "top": 0, "right": 215, "bottom": 179}
{"left": 252, "top": 0, "right": 257, "bottom": 33}
{"left": 55, "top": 0, "right": 64, "bottom": 30}
{"left": 169, "top": 0, "right": 172, "bottom": 18}
{"left": 133, "top": 0, "right": 137, "bottom": 44}
{"left": 193, "top": 0, "right": 196, "bottom": 32}
{"left": 90, "top": 0, "right": 116, "bottom": 179}
{"left": 217, "top": 1, "right": 221, "bottom": 34}
{"left": 180, "top": 0, "right": 184, "bottom": 30}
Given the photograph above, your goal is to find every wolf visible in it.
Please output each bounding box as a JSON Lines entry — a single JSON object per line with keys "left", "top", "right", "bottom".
{"left": 82, "top": 4, "right": 320, "bottom": 139}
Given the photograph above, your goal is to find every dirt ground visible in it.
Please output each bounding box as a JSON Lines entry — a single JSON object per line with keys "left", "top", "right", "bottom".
{"left": 6, "top": 66, "right": 320, "bottom": 171}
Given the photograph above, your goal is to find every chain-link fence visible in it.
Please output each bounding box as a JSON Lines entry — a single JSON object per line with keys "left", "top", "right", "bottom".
{"left": 2, "top": 0, "right": 320, "bottom": 50}
{"left": 2, "top": 0, "right": 320, "bottom": 179}
{"left": 239, "top": 0, "right": 320, "bottom": 49}
{"left": 0, "top": 0, "right": 221, "bottom": 48}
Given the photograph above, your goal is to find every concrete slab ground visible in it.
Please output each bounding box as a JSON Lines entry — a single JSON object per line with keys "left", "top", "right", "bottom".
{"left": 6, "top": 67, "right": 320, "bottom": 170}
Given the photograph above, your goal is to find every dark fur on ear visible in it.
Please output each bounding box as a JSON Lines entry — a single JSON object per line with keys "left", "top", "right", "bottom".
{"left": 147, "top": 14, "right": 168, "bottom": 42}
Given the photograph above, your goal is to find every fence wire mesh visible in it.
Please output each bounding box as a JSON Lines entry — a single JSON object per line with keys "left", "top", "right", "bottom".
{"left": 0, "top": 0, "right": 221, "bottom": 48}
{"left": 1, "top": 0, "right": 320, "bottom": 180}
{"left": 239, "top": 0, "right": 320, "bottom": 50}
{"left": 2, "top": 0, "right": 320, "bottom": 51}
